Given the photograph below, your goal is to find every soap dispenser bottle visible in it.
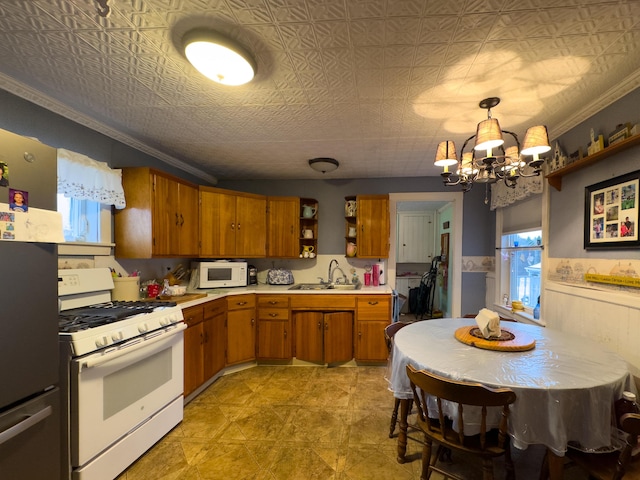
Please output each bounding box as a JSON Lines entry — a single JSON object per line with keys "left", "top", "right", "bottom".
{"left": 533, "top": 296, "right": 540, "bottom": 320}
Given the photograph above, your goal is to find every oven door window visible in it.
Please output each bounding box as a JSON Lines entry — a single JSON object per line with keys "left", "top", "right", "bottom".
{"left": 71, "top": 331, "right": 183, "bottom": 467}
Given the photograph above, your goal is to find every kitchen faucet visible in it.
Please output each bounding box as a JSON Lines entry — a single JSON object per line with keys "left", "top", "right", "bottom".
{"left": 328, "top": 259, "right": 348, "bottom": 284}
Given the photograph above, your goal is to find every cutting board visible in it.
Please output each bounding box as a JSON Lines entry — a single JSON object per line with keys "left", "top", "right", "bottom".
{"left": 454, "top": 325, "right": 536, "bottom": 352}
{"left": 143, "top": 293, "right": 207, "bottom": 304}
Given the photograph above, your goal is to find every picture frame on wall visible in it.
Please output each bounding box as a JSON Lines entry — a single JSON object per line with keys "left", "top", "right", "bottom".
{"left": 584, "top": 170, "right": 639, "bottom": 249}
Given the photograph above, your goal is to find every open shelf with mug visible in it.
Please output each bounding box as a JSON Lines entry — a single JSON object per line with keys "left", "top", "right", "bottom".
{"left": 345, "top": 195, "right": 357, "bottom": 258}
{"left": 300, "top": 198, "right": 318, "bottom": 258}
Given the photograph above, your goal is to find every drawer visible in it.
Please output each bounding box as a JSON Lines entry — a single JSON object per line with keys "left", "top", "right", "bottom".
{"left": 203, "top": 298, "right": 225, "bottom": 319}
{"left": 257, "top": 295, "right": 290, "bottom": 308}
{"left": 182, "top": 304, "right": 204, "bottom": 327}
{"left": 258, "top": 307, "right": 290, "bottom": 320}
{"left": 357, "top": 295, "right": 391, "bottom": 321}
{"left": 226, "top": 294, "right": 255, "bottom": 310}
{"left": 290, "top": 294, "right": 356, "bottom": 310}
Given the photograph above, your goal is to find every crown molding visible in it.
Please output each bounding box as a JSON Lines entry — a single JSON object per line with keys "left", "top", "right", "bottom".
{"left": 0, "top": 73, "right": 218, "bottom": 185}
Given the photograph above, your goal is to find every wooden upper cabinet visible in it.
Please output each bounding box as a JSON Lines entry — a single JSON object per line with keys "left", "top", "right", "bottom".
{"left": 267, "top": 197, "right": 300, "bottom": 258}
{"left": 200, "top": 186, "right": 266, "bottom": 258}
{"left": 115, "top": 168, "right": 199, "bottom": 258}
{"left": 357, "top": 194, "right": 390, "bottom": 258}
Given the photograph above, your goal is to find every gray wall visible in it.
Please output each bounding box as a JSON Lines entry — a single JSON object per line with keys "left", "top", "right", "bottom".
{"left": 549, "top": 88, "right": 640, "bottom": 259}
{"left": 1, "top": 88, "right": 495, "bottom": 314}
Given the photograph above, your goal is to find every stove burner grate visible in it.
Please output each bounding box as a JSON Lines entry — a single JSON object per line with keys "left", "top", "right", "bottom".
{"left": 58, "top": 301, "right": 177, "bottom": 333}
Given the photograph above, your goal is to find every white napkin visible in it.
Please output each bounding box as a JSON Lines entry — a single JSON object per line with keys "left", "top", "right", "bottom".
{"left": 475, "top": 308, "right": 501, "bottom": 339}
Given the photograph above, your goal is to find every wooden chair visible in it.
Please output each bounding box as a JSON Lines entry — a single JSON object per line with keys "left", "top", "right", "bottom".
{"left": 539, "top": 413, "right": 640, "bottom": 480}
{"left": 406, "top": 364, "right": 517, "bottom": 480}
{"left": 385, "top": 321, "right": 412, "bottom": 438}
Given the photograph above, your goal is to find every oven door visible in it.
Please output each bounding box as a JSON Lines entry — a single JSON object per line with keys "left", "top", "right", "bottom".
{"left": 71, "top": 324, "right": 186, "bottom": 467}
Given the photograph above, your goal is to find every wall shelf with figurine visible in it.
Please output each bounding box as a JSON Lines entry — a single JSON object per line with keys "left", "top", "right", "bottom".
{"left": 545, "top": 133, "right": 640, "bottom": 191}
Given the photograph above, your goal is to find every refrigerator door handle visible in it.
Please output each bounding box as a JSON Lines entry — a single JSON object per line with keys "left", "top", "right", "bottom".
{"left": 0, "top": 405, "right": 52, "bottom": 445}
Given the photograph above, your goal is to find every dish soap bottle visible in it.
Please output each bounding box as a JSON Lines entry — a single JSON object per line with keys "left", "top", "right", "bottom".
{"left": 533, "top": 296, "right": 540, "bottom": 320}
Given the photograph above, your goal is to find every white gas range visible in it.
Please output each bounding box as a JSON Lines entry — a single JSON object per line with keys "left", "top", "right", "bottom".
{"left": 58, "top": 268, "right": 185, "bottom": 480}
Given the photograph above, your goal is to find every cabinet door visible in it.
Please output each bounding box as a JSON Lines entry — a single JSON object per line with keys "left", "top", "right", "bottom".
{"left": 324, "top": 312, "right": 353, "bottom": 364}
{"left": 203, "top": 302, "right": 226, "bottom": 379}
{"left": 236, "top": 194, "right": 266, "bottom": 257}
{"left": 257, "top": 317, "right": 291, "bottom": 359}
{"left": 267, "top": 197, "right": 299, "bottom": 257}
{"left": 226, "top": 308, "right": 256, "bottom": 365}
{"left": 355, "top": 320, "right": 389, "bottom": 362}
{"left": 177, "top": 181, "right": 199, "bottom": 256}
{"left": 152, "top": 173, "right": 174, "bottom": 256}
{"left": 294, "top": 311, "right": 324, "bottom": 363}
{"left": 397, "top": 212, "right": 433, "bottom": 263}
{"left": 183, "top": 323, "right": 204, "bottom": 398}
{"left": 357, "top": 195, "right": 389, "bottom": 258}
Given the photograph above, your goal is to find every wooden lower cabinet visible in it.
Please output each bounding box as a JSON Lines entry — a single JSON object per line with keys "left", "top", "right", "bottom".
{"left": 294, "top": 311, "right": 353, "bottom": 363}
{"left": 257, "top": 295, "right": 291, "bottom": 360}
{"left": 226, "top": 294, "right": 256, "bottom": 365}
{"left": 355, "top": 295, "right": 392, "bottom": 362}
{"left": 183, "top": 299, "right": 226, "bottom": 398}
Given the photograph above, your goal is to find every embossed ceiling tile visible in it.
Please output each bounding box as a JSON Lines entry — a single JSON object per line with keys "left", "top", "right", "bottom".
{"left": 452, "top": 14, "right": 496, "bottom": 43}
{"left": 413, "top": 43, "right": 448, "bottom": 66}
{"left": 416, "top": 15, "right": 458, "bottom": 43}
{"left": 288, "top": 49, "right": 324, "bottom": 71}
{"left": 226, "top": 4, "right": 274, "bottom": 24}
{"left": 384, "top": 17, "right": 421, "bottom": 45}
{"left": 353, "top": 46, "right": 384, "bottom": 69}
{"left": 382, "top": 45, "right": 416, "bottom": 68}
{"left": 444, "top": 42, "right": 483, "bottom": 65}
{"left": 349, "top": 19, "right": 386, "bottom": 46}
{"left": 296, "top": 71, "right": 329, "bottom": 90}
{"left": 356, "top": 68, "right": 383, "bottom": 88}
{"left": 409, "top": 66, "right": 441, "bottom": 86}
{"left": 267, "top": 0, "right": 311, "bottom": 22}
{"left": 387, "top": 0, "right": 425, "bottom": 17}
{"left": 384, "top": 67, "right": 411, "bottom": 87}
{"left": 278, "top": 22, "right": 319, "bottom": 50}
{"left": 279, "top": 88, "right": 311, "bottom": 104}
{"left": 305, "top": 0, "right": 346, "bottom": 21}
{"left": 464, "top": 0, "right": 512, "bottom": 13}
{"left": 313, "top": 21, "right": 350, "bottom": 48}
{"left": 346, "top": 0, "right": 385, "bottom": 19}
{"left": 328, "top": 86, "right": 359, "bottom": 103}
{"left": 321, "top": 47, "right": 353, "bottom": 71}
{"left": 357, "top": 85, "right": 383, "bottom": 101}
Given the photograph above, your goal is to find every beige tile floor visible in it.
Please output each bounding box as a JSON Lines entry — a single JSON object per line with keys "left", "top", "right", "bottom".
{"left": 118, "top": 365, "right": 589, "bottom": 480}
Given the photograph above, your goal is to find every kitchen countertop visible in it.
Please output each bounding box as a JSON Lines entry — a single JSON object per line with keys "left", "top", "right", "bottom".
{"left": 177, "top": 284, "right": 393, "bottom": 309}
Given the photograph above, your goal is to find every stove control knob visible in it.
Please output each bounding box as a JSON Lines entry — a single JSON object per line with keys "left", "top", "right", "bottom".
{"left": 112, "top": 332, "right": 123, "bottom": 342}
{"left": 160, "top": 318, "right": 171, "bottom": 326}
{"left": 95, "top": 337, "right": 108, "bottom": 348}
{"left": 138, "top": 324, "right": 149, "bottom": 334}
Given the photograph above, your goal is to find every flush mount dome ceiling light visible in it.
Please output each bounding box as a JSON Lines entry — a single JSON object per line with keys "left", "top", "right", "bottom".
{"left": 183, "top": 29, "right": 256, "bottom": 86}
{"left": 308, "top": 157, "right": 339, "bottom": 174}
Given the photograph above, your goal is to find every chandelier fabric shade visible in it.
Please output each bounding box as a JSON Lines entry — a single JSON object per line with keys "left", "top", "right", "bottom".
{"left": 434, "top": 97, "right": 550, "bottom": 192}
{"left": 434, "top": 141, "right": 458, "bottom": 167}
{"left": 474, "top": 118, "right": 504, "bottom": 152}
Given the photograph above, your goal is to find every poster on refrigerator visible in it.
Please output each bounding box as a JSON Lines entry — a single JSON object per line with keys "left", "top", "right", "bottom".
{"left": 0, "top": 203, "right": 64, "bottom": 243}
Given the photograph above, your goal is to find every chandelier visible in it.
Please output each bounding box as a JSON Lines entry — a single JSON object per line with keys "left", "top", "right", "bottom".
{"left": 434, "top": 97, "right": 551, "bottom": 192}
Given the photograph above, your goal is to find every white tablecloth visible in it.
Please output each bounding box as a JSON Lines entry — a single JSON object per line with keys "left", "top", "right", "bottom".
{"left": 387, "top": 318, "right": 635, "bottom": 456}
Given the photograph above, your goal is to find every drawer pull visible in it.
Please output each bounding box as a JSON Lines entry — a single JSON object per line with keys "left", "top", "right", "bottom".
{"left": 269, "top": 300, "right": 278, "bottom": 305}
{"left": 236, "top": 301, "right": 247, "bottom": 306}
{"left": 269, "top": 313, "right": 278, "bottom": 317}
{"left": 368, "top": 301, "right": 379, "bottom": 305}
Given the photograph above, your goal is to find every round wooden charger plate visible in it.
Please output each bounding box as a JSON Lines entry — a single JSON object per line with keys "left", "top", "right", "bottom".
{"left": 454, "top": 326, "right": 536, "bottom": 352}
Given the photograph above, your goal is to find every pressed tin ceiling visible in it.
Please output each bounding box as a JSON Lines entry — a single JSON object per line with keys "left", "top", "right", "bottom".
{"left": 1, "top": 0, "right": 640, "bottom": 183}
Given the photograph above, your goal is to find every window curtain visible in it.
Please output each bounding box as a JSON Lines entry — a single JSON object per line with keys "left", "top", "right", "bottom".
{"left": 57, "top": 148, "right": 126, "bottom": 209}
{"left": 490, "top": 175, "right": 543, "bottom": 211}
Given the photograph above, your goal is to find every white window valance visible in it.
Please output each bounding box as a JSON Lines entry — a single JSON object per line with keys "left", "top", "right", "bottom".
{"left": 490, "top": 175, "right": 543, "bottom": 210}
{"left": 57, "top": 148, "right": 126, "bottom": 209}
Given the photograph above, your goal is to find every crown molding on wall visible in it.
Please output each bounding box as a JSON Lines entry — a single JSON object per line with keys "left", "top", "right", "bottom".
{"left": 548, "top": 69, "right": 640, "bottom": 142}
{"left": 0, "top": 73, "right": 218, "bottom": 185}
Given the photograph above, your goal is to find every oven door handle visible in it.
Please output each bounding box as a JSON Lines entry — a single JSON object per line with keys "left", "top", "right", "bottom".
{"left": 80, "top": 323, "right": 186, "bottom": 370}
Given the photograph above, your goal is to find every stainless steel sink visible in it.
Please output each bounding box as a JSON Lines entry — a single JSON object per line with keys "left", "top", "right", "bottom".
{"left": 288, "top": 283, "right": 361, "bottom": 291}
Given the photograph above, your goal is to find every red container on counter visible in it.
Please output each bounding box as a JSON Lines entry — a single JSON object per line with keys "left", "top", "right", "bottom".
{"left": 146, "top": 283, "right": 160, "bottom": 298}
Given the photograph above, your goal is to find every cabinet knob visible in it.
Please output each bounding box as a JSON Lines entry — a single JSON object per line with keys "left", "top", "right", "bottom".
{"left": 317, "top": 321, "right": 322, "bottom": 330}
{"left": 231, "top": 222, "right": 235, "bottom": 230}
{"left": 180, "top": 213, "right": 184, "bottom": 226}
{"left": 284, "top": 330, "right": 287, "bottom": 338}
{"left": 237, "top": 223, "right": 241, "bottom": 230}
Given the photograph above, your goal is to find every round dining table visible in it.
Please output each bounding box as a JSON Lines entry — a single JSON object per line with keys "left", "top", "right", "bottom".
{"left": 387, "top": 318, "right": 635, "bottom": 479}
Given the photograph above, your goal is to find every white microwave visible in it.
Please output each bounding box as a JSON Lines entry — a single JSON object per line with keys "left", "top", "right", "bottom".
{"left": 193, "top": 261, "right": 248, "bottom": 289}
